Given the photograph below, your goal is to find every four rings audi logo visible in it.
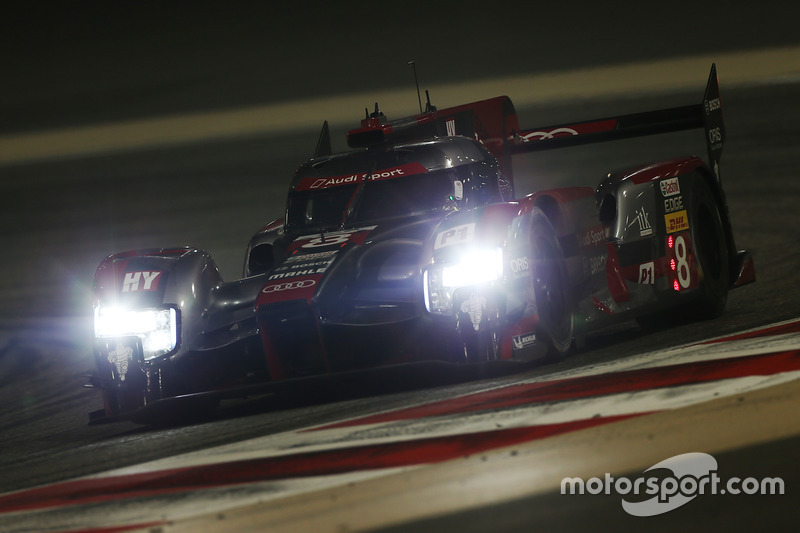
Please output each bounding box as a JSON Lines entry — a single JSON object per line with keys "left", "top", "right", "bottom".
{"left": 262, "top": 279, "right": 316, "bottom": 293}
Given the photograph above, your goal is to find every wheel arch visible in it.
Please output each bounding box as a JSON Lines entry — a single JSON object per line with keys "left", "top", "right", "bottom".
{"left": 691, "top": 167, "right": 738, "bottom": 281}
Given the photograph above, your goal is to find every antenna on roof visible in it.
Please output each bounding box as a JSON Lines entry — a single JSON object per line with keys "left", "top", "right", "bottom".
{"left": 425, "top": 90, "right": 436, "bottom": 112}
{"left": 314, "top": 120, "right": 331, "bottom": 158}
{"left": 408, "top": 60, "right": 422, "bottom": 114}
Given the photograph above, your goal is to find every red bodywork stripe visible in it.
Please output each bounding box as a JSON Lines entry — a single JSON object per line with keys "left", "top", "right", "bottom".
{"left": 605, "top": 241, "right": 630, "bottom": 303}
{"left": 622, "top": 157, "right": 706, "bottom": 185}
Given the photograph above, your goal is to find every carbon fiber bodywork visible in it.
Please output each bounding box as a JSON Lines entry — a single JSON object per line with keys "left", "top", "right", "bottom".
{"left": 87, "top": 67, "right": 754, "bottom": 423}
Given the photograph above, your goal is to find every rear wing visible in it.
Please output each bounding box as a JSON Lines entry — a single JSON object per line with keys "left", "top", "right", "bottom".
{"left": 511, "top": 64, "right": 725, "bottom": 182}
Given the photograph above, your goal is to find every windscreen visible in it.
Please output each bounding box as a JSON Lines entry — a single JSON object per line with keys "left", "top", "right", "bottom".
{"left": 350, "top": 169, "right": 457, "bottom": 223}
{"left": 286, "top": 184, "right": 358, "bottom": 230}
{"left": 286, "top": 168, "right": 458, "bottom": 230}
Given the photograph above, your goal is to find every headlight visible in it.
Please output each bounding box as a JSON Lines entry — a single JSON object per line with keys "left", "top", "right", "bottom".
{"left": 425, "top": 248, "right": 503, "bottom": 314}
{"left": 94, "top": 306, "right": 178, "bottom": 360}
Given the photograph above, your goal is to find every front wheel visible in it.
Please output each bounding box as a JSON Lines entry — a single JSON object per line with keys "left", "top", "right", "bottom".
{"left": 529, "top": 211, "right": 574, "bottom": 357}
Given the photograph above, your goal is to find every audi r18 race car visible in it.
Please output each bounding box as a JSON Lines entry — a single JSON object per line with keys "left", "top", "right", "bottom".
{"left": 87, "top": 64, "right": 755, "bottom": 423}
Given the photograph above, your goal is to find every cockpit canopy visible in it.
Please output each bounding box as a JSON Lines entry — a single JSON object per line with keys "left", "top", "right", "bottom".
{"left": 286, "top": 136, "right": 510, "bottom": 231}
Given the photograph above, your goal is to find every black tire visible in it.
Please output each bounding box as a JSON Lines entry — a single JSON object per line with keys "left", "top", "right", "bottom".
{"left": 682, "top": 176, "right": 730, "bottom": 320}
{"left": 637, "top": 175, "right": 729, "bottom": 330}
{"left": 529, "top": 210, "right": 574, "bottom": 357}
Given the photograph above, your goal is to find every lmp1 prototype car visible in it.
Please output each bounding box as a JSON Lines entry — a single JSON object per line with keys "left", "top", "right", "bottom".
{"left": 88, "top": 64, "right": 754, "bottom": 423}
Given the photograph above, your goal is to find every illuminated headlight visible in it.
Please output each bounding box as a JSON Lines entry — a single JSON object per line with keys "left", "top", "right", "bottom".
{"left": 94, "top": 306, "right": 178, "bottom": 360}
{"left": 425, "top": 248, "right": 503, "bottom": 314}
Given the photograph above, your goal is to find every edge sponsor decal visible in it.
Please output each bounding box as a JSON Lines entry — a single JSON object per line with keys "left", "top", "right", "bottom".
{"left": 665, "top": 210, "right": 690, "bottom": 234}
{"left": 664, "top": 195, "right": 684, "bottom": 214}
{"left": 434, "top": 223, "right": 475, "bottom": 250}
{"left": 659, "top": 177, "right": 680, "bottom": 197}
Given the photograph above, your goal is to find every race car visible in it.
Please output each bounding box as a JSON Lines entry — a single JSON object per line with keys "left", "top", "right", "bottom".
{"left": 87, "top": 64, "right": 755, "bottom": 423}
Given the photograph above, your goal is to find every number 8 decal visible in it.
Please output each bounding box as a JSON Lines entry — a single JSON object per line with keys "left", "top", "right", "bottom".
{"left": 675, "top": 235, "right": 691, "bottom": 288}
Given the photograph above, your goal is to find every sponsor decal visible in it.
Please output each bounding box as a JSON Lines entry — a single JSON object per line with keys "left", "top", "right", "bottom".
{"left": 704, "top": 98, "right": 721, "bottom": 115}
{"left": 639, "top": 261, "right": 655, "bottom": 284}
{"left": 670, "top": 234, "right": 692, "bottom": 289}
{"left": 581, "top": 226, "right": 606, "bottom": 248}
{"left": 659, "top": 177, "right": 680, "bottom": 197}
{"left": 295, "top": 226, "right": 377, "bottom": 250}
{"left": 665, "top": 210, "right": 690, "bottom": 234}
{"left": 434, "top": 223, "right": 475, "bottom": 250}
{"left": 588, "top": 254, "right": 607, "bottom": 276}
{"left": 446, "top": 118, "right": 456, "bottom": 136}
{"left": 509, "top": 256, "right": 529, "bottom": 274}
{"left": 460, "top": 293, "right": 487, "bottom": 331}
{"left": 268, "top": 263, "right": 331, "bottom": 280}
{"left": 296, "top": 163, "right": 428, "bottom": 190}
{"left": 262, "top": 279, "right": 316, "bottom": 294}
{"left": 522, "top": 127, "right": 578, "bottom": 140}
{"left": 628, "top": 208, "right": 652, "bottom": 237}
{"left": 269, "top": 251, "right": 337, "bottom": 280}
{"left": 284, "top": 250, "right": 337, "bottom": 263}
{"left": 107, "top": 342, "right": 133, "bottom": 381}
{"left": 521, "top": 119, "right": 616, "bottom": 141}
{"left": 561, "top": 452, "right": 784, "bottom": 517}
{"left": 664, "top": 196, "right": 684, "bottom": 214}
{"left": 512, "top": 332, "right": 537, "bottom": 350}
{"left": 309, "top": 175, "right": 358, "bottom": 189}
{"left": 121, "top": 271, "right": 162, "bottom": 293}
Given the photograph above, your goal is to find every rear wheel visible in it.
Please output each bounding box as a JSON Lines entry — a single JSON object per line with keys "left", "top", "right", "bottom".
{"left": 682, "top": 176, "right": 729, "bottom": 319}
{"left": 637, "top": 175, "right": 730, "bottom": 329}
